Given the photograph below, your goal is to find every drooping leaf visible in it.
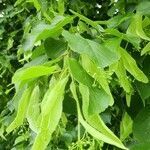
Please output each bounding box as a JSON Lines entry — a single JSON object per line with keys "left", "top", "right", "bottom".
{"left": 68, "top": 58, "right": 111, "bottom": 114}
{"left": 79, "top": 84, "right": 126, "bottom": 146}
{"left": 81, "top": 54, "right": 114, "bottom": 105}
{"left": 68, "top": 58, "right": 93, "bottom": 87}
{"left": 63, "top": 31, "right": 119, "bottom": 68}
{"left": 23, "top": 16, "right": 73, "bottom": 51}
{"left": 127, "top": 14, "right": 150, "bottom": 41}
{"left": 89, "top": 87, "right": 110, "bottom": 114}
{"left": 32, "top": 76, "right": 68, "bottom": 150}
{"left": 70, "top": 82, "right": 127, "bottom": 150}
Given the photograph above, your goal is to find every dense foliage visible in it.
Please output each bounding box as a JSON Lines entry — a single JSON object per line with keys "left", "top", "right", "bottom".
{"left": 0, "top": 0, "right": 150, "bottom": 149}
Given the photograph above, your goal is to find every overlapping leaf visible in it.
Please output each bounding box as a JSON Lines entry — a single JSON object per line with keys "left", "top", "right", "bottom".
{"left": 63, "top": 31, "right": 120, "bottom": 68}
{"left": 68, "top": 58, "right": 111, "bottom": 114}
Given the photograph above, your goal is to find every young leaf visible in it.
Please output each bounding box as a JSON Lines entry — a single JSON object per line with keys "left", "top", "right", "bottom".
{"left": 120, "top": 47, "right": 148, "bottom": 83}
{"left": 63, "top": 31, "right": 119, "bottom": 68}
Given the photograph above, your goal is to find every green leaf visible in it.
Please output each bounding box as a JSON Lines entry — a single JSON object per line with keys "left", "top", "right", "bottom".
{"left": 81, "top": 54, "right": 114, "bottom": 106}
{"left": 127, "top": 14, "right": 150, "bottom": 41}
{"left": 89, "top": 87, "right": 110, "bottom": 114}
{"left": 6, "top": 87, "right": 32, "bottom": 133}
{"left": 44, "top": 37, "right": 67, "bottom": 59}
{"left": 24, "top": 55, "right": 48, "bottom": 68}
{"left": 68, "top": 58, "right": 111, "bottom": 114}
{"left": 120, "top": 47, "right": 148, "bottom": 83}
{"left": 31, "top": 44, "right": 45, "bottom": 59}
{"left": 141, "top": 42, "right": 150, "bottom": 55}
{"left": 133, "top": 107, "right": 150, "bottom": 143}
{"left": 32, "top": 77, "right": 68, "bottom": 150}
{"left": 70, "top": 82, "right": 127, "bottom": 150}
{"left": 32, "top": 0, "right": 41, "bottom": 11}
{"left": 70, "top": 9, "right": 104, "bottom": 32}
{"left": 57, "top": 0, "right": 64, "bottom": 15}
{"left": 79, "top": 84, "right": 127, "bottom": 146}
{"left": 135, "top": 81, "right": 150, "bottom": 101}
{"left": 120, "top": 112, "right": 133, "bottom": 141}
{"left": 106, "top": 14, "right": 131, "bottom": 28}
{"left": 12, "top": 65, "right": 57, "bottom": 83}
{"left": 136, "top": 1, "right": 150, "bottom": 16}
{"left": 23, "top": 16, "right": 73, "bottom": 51}
{"left": 68, "top": 58, "right": 93, "bottom": 87}
{"left": 63, "top": 31, "right": 119, "bottom": 68}
{"left": 105, "top": 28, "right": 141, "bottom": 49}
{"left": 130, "top": 142, "right": 150, "bottom": 150}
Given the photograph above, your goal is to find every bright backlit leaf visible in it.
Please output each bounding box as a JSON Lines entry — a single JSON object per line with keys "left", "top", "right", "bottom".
{"left": 12, "top": 65, "right": 57, "bottom": 83}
